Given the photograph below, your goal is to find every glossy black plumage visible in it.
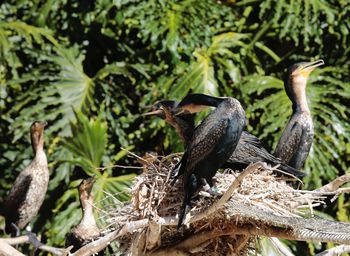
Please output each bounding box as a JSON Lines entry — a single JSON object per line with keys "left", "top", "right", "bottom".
{"left": 3, "top": 121, "right": 49, "bottom": 235}
{"left": 225, "top": 131, "right": 304, "bottom": 177}
{"left": 274, "top": 60, "right": 324, "bottom": 169}
{"left": 146, "top": 98, "right": 304, "bottom": 178}
{"left": 174, "top": 94, "right": 246, "bottom": 228}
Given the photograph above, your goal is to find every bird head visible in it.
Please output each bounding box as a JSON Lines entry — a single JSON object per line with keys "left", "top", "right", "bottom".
{"left": 79, "top": 176, "right": 96, "bottom": 199}
{"left": 286, "top": 59, "right": 324, "bottom": 88}
{"left": 142, "top": 100, "right": 178, "bottom": 119}
{"left": 284, "top": 60, "right": 324, "bottom": 107}
{"left": 30, "top": 121, "right": 48, "bottom": 151}
{"left": 30, "top": 121, "right": 48, "bottom": 134}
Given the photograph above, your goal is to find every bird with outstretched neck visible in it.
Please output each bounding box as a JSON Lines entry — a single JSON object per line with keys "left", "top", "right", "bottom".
{"left": 144, "top": 96, "right": 305, "bottom": 179}
{"left": 172, "top": 94, "right": 246, "bottom": 229}
{"left": 65, "top": 177, "right": 102, "bottom": 253}
{"left": 274, "top": 60, "right": 324, "bottom": 170}
{"left": 3, "top": 121, "right": 49, "bottom": 236}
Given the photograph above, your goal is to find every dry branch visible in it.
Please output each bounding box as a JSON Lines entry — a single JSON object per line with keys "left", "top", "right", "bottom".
{"left": 0, "top": 239, "right": 26, "bottom": 256}
{"left": 0, "top": 234, "right": 71, "bottom": 255}
{"left": 316, "top": 244, "right": 350, "bottom": 256}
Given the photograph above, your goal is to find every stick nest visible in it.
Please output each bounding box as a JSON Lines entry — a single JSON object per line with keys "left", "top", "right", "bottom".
{"left": 103, "top": 153, "right": 330, "bottom": 255}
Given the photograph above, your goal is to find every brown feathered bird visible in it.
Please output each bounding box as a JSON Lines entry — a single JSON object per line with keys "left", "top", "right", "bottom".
{"left": 3, "top": 121, "right": 49, "bottom": 235}
{"left": 65, "top": 177, "right": 101, "bottom": 252}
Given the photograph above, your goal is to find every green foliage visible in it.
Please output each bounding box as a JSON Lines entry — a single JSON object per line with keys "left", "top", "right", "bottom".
{"left": 1, "top": 0, "right": 350, "bottom": 254}
{"left": 64, "top": 111, "right": 108, "bottom": 173}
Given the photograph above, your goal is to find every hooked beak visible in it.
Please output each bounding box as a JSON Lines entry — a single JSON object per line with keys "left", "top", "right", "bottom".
{"left": 142, "top": 109, "right": 164, "bottom": 116}
{"left": 302, "top": 59, "right": 324, "bottom": 72}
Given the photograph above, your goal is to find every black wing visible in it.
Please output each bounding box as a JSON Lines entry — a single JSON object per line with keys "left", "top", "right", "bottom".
{"left": 275, "top": 121, "right": 303, "bottom": 165}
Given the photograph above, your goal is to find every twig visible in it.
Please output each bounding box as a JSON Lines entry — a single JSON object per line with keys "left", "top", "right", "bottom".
{"left": 188, "top": 162, "right": 263, "bottom": 224}
{"left": 72, "top": 219, "right": 149, "bottom": 256}
{"left": 0, "top": 239, "right": 26, "bottom": 256}
{"left": 291, "top": 177, "right": 350, "bottom": 208}
{"left": 96, "top": 164, "right": 144, "bottom": 171}
{"left": 316, "top": 174, "right": 350, "bottom": 193}
{"left": 270, "top": 237, "right": 295, "bottom": 256}
{"left": 0, "top": 235, "right": 71, "bottom": 255}
{"left": 315, "top": 244, "right": 350, "bottom": 256}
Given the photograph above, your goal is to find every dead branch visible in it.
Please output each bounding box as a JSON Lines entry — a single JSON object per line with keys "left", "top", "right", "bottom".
{"left": 316, "top": 244, "right": 350, "bottom": 256}
{"left": 291, "top": 173, "right": 350, "bottom": 208}
{"left": 270, "top": 237, "right": 294, "bottom": 256}
{"left": 316, "top": 174, "right": 350, "bottom": 193}
{"left": 0, "top": 239, "right": 26, "bottom": 256}
{"left": 0, "top": 235, "right": 71, "bottom": 256}
{"left": 72, "top": 219, "right": 149, "bottom": 256}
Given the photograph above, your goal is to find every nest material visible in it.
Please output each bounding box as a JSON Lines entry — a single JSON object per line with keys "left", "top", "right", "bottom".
{"left": 103, "top": 153, "right": 350, "bottom": 255}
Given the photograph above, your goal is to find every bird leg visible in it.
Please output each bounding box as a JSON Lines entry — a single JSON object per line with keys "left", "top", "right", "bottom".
{"left": 177, "top": 174, "right": 198, "bottom": 229}
{"left": 27, "top": 231, "right": 43, "bottom": 251}
{"left": 200, "top": 178, "right": 220, "bottom": 196}
{"left": 170, "top": 153, "right": 187, "bottom": 186}
{"left": 170, "top": 161, "right": 181, "bottom": 184}
{"left": 10, "top": 223, "right": 21, "bottom": 237}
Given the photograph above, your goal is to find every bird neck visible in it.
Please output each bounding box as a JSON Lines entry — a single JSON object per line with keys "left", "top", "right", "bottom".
{"left": 293, "top": 89, "right": 310, "bottom": 114}
{"left": 31, "top": 131, "right": 47, "bottom": 165}
{"left": 285, "top": 77, "right": 310, "bottom": 114}
{"left": 80, "top": 197, "right": 98, "bottom": 228}
{"left": 174, "top": 115, "right": 195, "bottom": 146}
{"left": 31, "top": 131, "right": 44, "bottom": 154}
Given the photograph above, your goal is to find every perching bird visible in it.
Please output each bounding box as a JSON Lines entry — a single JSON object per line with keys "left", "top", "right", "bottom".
{"left": 3, "top": 121, "right": 49, "bottom": 235}
{"left": 65, "top": 177, "right": 101, "bottom": 252}
{"left": 145, "top": 96, "right": 304, "bottom": 179}
{"left": 173, "top": 94, "right": 246, "bottom": 228}
{"left": 274, "top": 60, "right": 324, "bottom": 169}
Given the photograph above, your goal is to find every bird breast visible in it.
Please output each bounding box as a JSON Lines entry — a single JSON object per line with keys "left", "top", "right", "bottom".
{"left": 17, "top": 161, "right": 49, "bottom": 228}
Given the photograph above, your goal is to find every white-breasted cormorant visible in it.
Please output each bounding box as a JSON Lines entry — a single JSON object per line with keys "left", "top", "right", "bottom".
{"left": 172, "top": 94, "right": 246, "bottom": 228}
{"left": 274, "top": 60, "right": 324, "bottom": 169}
{"left": 3, "top": 121, "right": 49, "bottom": 235}
{"left": 65, "top": 177, "right": 101, "bottom": 252}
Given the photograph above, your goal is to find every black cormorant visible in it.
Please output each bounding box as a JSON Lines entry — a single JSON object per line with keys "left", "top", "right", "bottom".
{"left": 274, "top": 60, "right": 324, "bottom": 169}
{"left": 146, "top": 95, "right": 304, "bottom": 178}
{"left": 65, "top": 177, "right": 101, "bottom": 252}
{"left": 3, "top": 121, "right": 49, "bottom": 235}
{"left": 173, "top": 94, "right": 246, "bottom": 228}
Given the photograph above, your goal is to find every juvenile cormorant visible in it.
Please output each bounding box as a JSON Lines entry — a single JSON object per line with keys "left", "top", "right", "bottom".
{"left": 3, "top": 121, "right": 49, "bottom": 235}
{"left": 174, "top": 94, "right": 246, "bottom": 228}
{"left": 65, "top": 177, "right": 101, "bottom": 252}
{"left": 143, "top": 100, "right": 195, "bottom": 147}
{"left": 145, "top": 96, "right": 304, "bottom": 178}
{"left": 274, "top": 60, "right": 324, "bottom": 169}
